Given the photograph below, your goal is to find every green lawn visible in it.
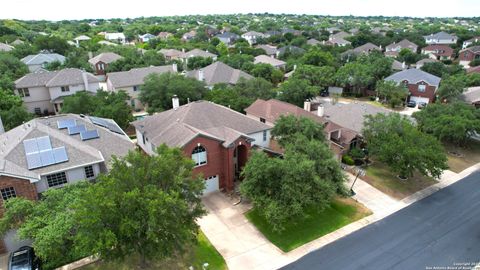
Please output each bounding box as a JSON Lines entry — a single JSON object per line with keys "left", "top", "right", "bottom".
{"left": 445, "top": 140, "right": 480, "bottom": 173}
{"left": 363, "top": 162, "right": 437, "bottom": 199}
{"left": 80, "top": 231, "right": 226, "bottom": 270}
{"left": 246, "top": 198, "right": 371, "bottom": 252}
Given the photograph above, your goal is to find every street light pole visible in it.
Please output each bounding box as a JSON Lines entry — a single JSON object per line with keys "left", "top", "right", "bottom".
{"left": 350, "top": 167, "right": 365, "bottom": 196}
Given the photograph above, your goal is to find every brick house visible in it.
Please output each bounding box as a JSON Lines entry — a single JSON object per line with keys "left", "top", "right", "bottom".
{"left": 421, "top": 44, "right": 454, "bottom": 61}
{"left": 132, "top": 99, "right": 271, "bottom": 194}
{"left": 0, "top": 114, "right": 134, "bottom": 253}
{"left": 459, "top": 46, "right": 480, "bottom": 68}
{"left": 88, "top": 52, "right": 123, "bottom": 75}
{"left": 385, "top": 69, "right": 441, "bottom": 104}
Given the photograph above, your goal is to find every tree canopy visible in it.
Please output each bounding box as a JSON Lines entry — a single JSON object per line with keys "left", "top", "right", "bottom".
{"left": 278, "top": 78, "right": 318, "bottom": 107}
{"left": 375, "top": 80, "right": 409, "bottom": 108}
{"left": 436, "top": 75, "right": 467, "bottom": 103}
{"left": 0, "top": 90, "right": 32, "bottom": 130}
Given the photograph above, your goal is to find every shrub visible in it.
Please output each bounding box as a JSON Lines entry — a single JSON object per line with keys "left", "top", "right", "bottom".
{"left": 342, "top": 155, "right": 355, "bottom": 165}
{"left": 349, "top": 148, "right": 365, "bottom": 160}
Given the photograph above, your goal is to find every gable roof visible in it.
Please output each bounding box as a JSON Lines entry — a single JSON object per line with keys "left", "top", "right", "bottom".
{"left": 107, "top": 65, "right": 176, "bottom": 89}
{"left": 255, "top": 44, "right": 277, "bottom": 55}
{"left": 180, "top": 49, "right": 217, "bottom": 59}
{"left": 21, "top": 53, "right": 66, "bottom": 65}
{"left": 331, "top": 31, "right": 351, "bottom": 39}
{"left": 386, "top": 39, "right": 418, "bottom": 51}
{"left": 424, "top": 31, "right": 457, "bottom": 40}
{"left": 326, "top": 37, "right": 351, "bottom": 46}
{"left": 15, "top": 68, "right": 99, "bottom": 88}
{"left": 242, "top": 31, "right": 266, "bottom": 38}
{"left": 186, "top": 61, "right": 253, "bottom": 86}
{"left": 158, "top": 48, "right": 183, "bottom": 58}
{"left": 461, "top": 46, "right": 480, "bottom": 54}
{"left": 74, "top": 35, "right": 91, "bottom": 41}
{"left": 132, "top": 101, "right": 270, "bottom": 148}
{"left": 88, "top": 52, "right": 123, "bottom": 65}
{"left": 353, "top": 43, "right": 381, "bottom": 53}
{"left": 254, "top": 55, "right": 286, "bottom": 67}
{"left": 461, "top": 87, "right": 480, "bottom": 104}
{"left": 385, "top": 68, "right": 441, "bottom": 87}
{"left": 278, "top": 45, "right": 305, "bottom": 55}
{"left": 0, "top": 114, "right": 133, "bottom": 181}
{"left": 307, "top": 38, "right": 321, "bottom": 45}
{"left": 0, "top": 43, "right": 13, "bottom": 52}
{"left": 215, "top": 32, "right": 239, "bottom": 39}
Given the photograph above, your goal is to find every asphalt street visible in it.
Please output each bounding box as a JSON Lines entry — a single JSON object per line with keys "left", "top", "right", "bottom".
{"left": 282, "top": 171, "right": 480, "bottom": 270}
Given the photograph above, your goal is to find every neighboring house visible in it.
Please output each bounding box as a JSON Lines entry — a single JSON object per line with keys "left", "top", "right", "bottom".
{"left": 421, "top": 44, "right": 454, "bottom": 61}
{"left": 307, "top": 38, "right": 321, "bottom": 46}
{"left": 415, "top": 58, "right": 438, "bottom": 69}
{"left": 281, "top": 28, "right": 302, "bottom": 36}
{"left": 157, "top": 32, "right": 173, "bottom": 40}
{"left": 0, "top": 43, "right": 13, "bottom": 52}
{"left": 385, "top": 68, "right": 441, "bottom": 104}
{"left": 459, "top": 46, "right": 480, "bottom": 67}
{"left": 255, "top": 44, "right": 278, "bottom": 57}
{"left": 73, "top": 35, "right": 91, "bottom": 47}
{"left": 104, "top": 32, "right": 126, "bottom": 44}
{"left": 467, "top": 65, "right": 480, "bottom": 74}
{"left": 460, "top": 87, "right": 480, "bottom": 108}
{"left": 132, "top": 99, "right": 271, "bottom": 194}
{"left": 88, "top": 52, "right": 123, "bottom": 75}
{"left": 385, "top": 39, "right": 418, "bottom": 57}
{"left": 106, "top": 65, "right": 177, "bottom": 110}
{"left": 462, "top": 36, "right": 480, "bottom": 49}
{"left": 138, "top": 33, "right": 156, "bottom": 43}
{"left": 254, "top": 55, "right": 286, "bottom": 69}
{"left": 331, "top": 31, "right": 351, "bottom": 39}
{"left": 323, "top": 37, "right": 351, "bottom": 47}
{"left": 342, "top": 43, "right": 381, "bottom": 58}
{"left": 0, "top": 114, "right": 134, "bottom": 253}
{"left": 21, "top": 53, "right": 66, "bottom": 73}
{"left": 244, "top": 99, "right": 359, "bottom": 159}
{"left": 264, "top": 30, "right": 282, "bottom": 37}
{"left": 242, "top": 31, "right": 266, "bottom": 45}
{"left": 215, "top": 32, "right": 240, "bottom": 45}
{"left": 98, "top": 40, "right": 118, "bottom": 46}
{"left": 277, "top": 45, "right": 306, "bottom": 57}
{"left": 180, "top": 49, "right": 217, "bottom": 61}
{"left": 424, "top": 31, "right": 458, "bottom": 45}
{"left": 158, "top": 48, "right": 183, "bottom": 61}
{"left": 392, "top": 60, "right": 407, "bottom": 71}
{"left": 14, "top": 68, "right": 100, "bottom": 114}
{"left": 186, "top": 61, "right": 253, "bottom": 87}
{"left": 182, "top": 30, "right": 197, "bottom": 41}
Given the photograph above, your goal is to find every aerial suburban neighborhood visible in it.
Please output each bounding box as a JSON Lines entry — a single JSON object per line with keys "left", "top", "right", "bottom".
{"left": 0, "top": 1, "right": 479, "bottom": 270}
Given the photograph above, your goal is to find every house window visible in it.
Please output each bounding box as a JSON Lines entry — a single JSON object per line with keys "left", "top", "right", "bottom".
{"left": 260, "top": 118, "right": 266, "bottom": 123}
{"left": 61, "top": 86, "right": 70, "bottom": 92}
{"left": 34, "top": 108, "right": 42, "bottom": 115}
{"left": 84, "top": 165, "right": 95, "bottom": 179}
{"left": 142, "top": 133, "right": 146, "bottom": 145}
{"left": 263, "top": 130, "right": 267, "bottom": 141}
{"left": 18, "top": 88, "right": 30, "bottom": 97}
{"left": 418, "top": 85, "right": 426, "bottom": 92}
{"left": 192, "top": 145, "right": 207, "bottom": 166}
{"left": 133, "top": 86, "right": 139, "bottom": 92}
{"left": 0, "top": 187, "right": 16, "bottom": 201}
{"left": 46, "top": 172, "right": 68, "bottom": 187}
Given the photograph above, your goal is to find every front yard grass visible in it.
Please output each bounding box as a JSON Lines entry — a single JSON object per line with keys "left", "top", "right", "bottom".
{"left": 246, "top": 197, "right": 371, "bottom": 252}
{"left": 80, "top": 231, "right": 226, "bottom": 270}
{"left": 362, "top": 162, "right": 437, "bottom": 199}
{"left": 445, "top": 140, "right": 480, "bottom": 173}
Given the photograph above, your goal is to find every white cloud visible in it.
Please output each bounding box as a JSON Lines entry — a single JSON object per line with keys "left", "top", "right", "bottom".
{"left": 1, "top": 0, "right": 479, "bottom": 21}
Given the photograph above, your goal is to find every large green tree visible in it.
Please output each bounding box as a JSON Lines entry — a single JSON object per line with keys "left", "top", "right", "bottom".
{"left": 436, "top": 75, "right": 467, "bottom": 103}
{"left": 375, "top": 80, "right": 409, "bottom": 108}
{"left": 0, "top": 53, "right": 29, "bottom": 90}
{"left": 278, "top": 78, "right": 319, "bottom": 107}
{"left": 362, "top": 113, "right": 448, "bottom": 179}
{"left": 292, "top": 65, "right": 335, "bottom": 89}
{"left": 413, "top": 102, "right": 480, "bottom": 145}
{"left": 0, "top": 90, "right": 32, "bottom": 130}
{"left": 251, "top": 63, "right": 284, "bottom": 85}
{"left": 139, "top": 72, "right": 207, "bottom": 112}
{"left": 272, "top": 114, "right": 325, "bottom": 146}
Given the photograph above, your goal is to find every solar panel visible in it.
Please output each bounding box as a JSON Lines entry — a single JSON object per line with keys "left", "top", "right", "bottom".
{"left": 23, "top": 139, "right": 39, "bottom": 154}
{"left": 90, "top": 116, "right": 124, "bottom": 134}
{"left": 89, "top": 116, "right": 108, "bottom": 127}
{"left": 106, "top": 123, "right": 124, "bottom": 134}
{"left": 36, "top": 136, "right": 52, "bottom": 151}
{"left": 39, "top": 149, "right": 55, "bottom": 166}
{"left": 80, "top": 130, "right": 100, "bottom": 141}
{"left": 52, "top": 147, "right": 68, "bottom": 163}
{"left": 26, "top": 152, "right": 42, "bottom": 170}
{"left": 67, "top": 124, "right": 86, "bottom": 135}
{"left": 57, "top": 119, "right": 76, "bottom": 129}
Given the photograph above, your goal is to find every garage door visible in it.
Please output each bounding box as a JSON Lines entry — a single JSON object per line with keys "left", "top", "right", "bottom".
{"left": 203, "top": 175, "right": 219, "bottom": 195}
{"left": 3, "top": 229, "right": 32, "bottom": 253}
{"left": 410, "top": 96, "right": 430, "bottom": 104}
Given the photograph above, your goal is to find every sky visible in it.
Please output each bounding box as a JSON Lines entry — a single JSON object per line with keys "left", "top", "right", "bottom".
{"left": 1, "top": 0, "right": 479, "bottom": 21}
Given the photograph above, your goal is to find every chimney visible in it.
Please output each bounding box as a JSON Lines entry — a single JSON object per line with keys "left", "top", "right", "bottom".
{"left": 82, "top": 71, "right": 89, "bottom": 91}
{"left": 303, "top": 101, "right": 311, "bottom": 111}
{"left": 275, "top": 51, "right": 280, "bottom": 58}
{"left": 402, "top": 61, "right": 406, "bottom": 69}
{"left": 88, "top": 51, "right": 93, "bottom": 59}
{"left": 0, "top": 116, "right": 4, "bottom": 135}
{"left": 198, "top": 69, "right": 205, "bottom": 81}
{"left": 172, "top": 63, "right": 178, "bottom": 72}
{"left": 317, "top": 104, "right": 324, "bottom": 117}
{"left": 172, "top": 95, "right": 179, "bottom": 110}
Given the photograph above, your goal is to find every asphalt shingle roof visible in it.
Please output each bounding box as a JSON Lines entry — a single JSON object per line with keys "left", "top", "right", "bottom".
{"left": 88, "top": 52, "right": 123, "bottom": 65}
{"left": 254, "top": 55, "right": 286, "bottom": 67}
{"left": 15, "top": 68, "right": 99, "bottom": 88}
{"left": 186, "top": 61, "right": 253, "bottom": 86}
{"left": 21, "top": 53, "right": 66, "bottom": 65}
{"left": 107, "top": 65, "right": 176, "bottom": 88}
{"left": 385, "top": 68, "right": 441, "bottom": 87}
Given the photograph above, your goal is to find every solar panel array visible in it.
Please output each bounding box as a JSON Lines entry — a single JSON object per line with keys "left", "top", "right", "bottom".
{"left": 57, "top": 119, "right": 76, "bottom": 129}
{"left": 80, "top": 129, "right": 99, "bottom": 141}
{"left": 67, "top": 124, "right": 86, "bottom": 135}
{"left": 23, "top": 136, "right": 69, "bottom": 170}
{"left": 58, "top": 118, "right": 101, "bottom": 141}
{"left": 89, "top": 116, "right": 124, "bottom": 134}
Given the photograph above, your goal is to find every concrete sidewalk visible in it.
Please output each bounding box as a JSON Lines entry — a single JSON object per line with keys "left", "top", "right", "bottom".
{"left": 199, "top": 163, "right": 480, "bottom": 270}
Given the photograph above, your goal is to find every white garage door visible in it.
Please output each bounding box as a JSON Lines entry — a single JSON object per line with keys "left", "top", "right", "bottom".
{"left": 203, "top": 175, "right": 219, "bottom": 195}
{"left": 3, "top": 229, "right": 32, "bottom": 252}
{"left": 410, "top": 96, "right": 430, "bottom": 104}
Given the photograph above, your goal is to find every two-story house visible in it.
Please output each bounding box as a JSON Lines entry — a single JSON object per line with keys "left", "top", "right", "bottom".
{"left": 104, "top": 32, "right": 126, "bottom": 44}
{"left": 0, "top": 114, "right": 134, "bottom": 253}
{"left": 385, "top": 39, "right": 418, "bottom": 57}
{"left": 215, "top": 32, "right": 240, "bottom": 45}
{"left": 21, "top": 52, "right": 66, "bottom": 72}
{"left": 132, "top": 99, "right": 272, "bottom": 195}
{"left": 88, "top": 52, "right": 123, "bottom": 75}
{"left": 421, "top": 44, "right": 454, "bottom": 61}
{"left": 462, "top": 36, "right": 480, "bottom": 49}
{"left": 385, "top": 68, "right": 441, "bottom": 104}
{"left": 459, "top": 46, "right": 480, "bottom": 67}
{"left": 106, "top": 65, "right": 178, "bottom": 111}
{"left": 185, "top": 61, "right": 253, "bottom": 88}
{"left": 241, "top": 31, "right": 266, "bottom": 45}
{"left": 423, "top": 32, "right": 458, "bottom": 45}
{"left": 14, "top": 68, "right": 101, "bottom": 115}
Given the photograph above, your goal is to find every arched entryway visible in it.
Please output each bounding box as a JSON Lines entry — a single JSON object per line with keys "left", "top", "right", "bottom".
{"left": 234, "top": 144, "right": 248, "bottom": 181}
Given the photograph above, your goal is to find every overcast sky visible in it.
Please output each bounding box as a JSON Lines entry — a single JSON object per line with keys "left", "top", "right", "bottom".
{"left": 2, "top": 0, "right": 479, "bottom": 21}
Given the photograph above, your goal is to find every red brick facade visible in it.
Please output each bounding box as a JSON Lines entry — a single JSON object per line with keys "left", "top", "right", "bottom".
{"left": 403, "top": 80, "right": 437, "bottom": 103}
{"left": 94, "top": 61, "right": 108, "bottom": 75}
{"left": 0, "top": 176, "right": 38, "bottom": 253}
{"left": 459, "top": 49, "right": 480, "bottom": 62}
{"left": 183, "top": 135, "right": 252, "bottom": 192}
